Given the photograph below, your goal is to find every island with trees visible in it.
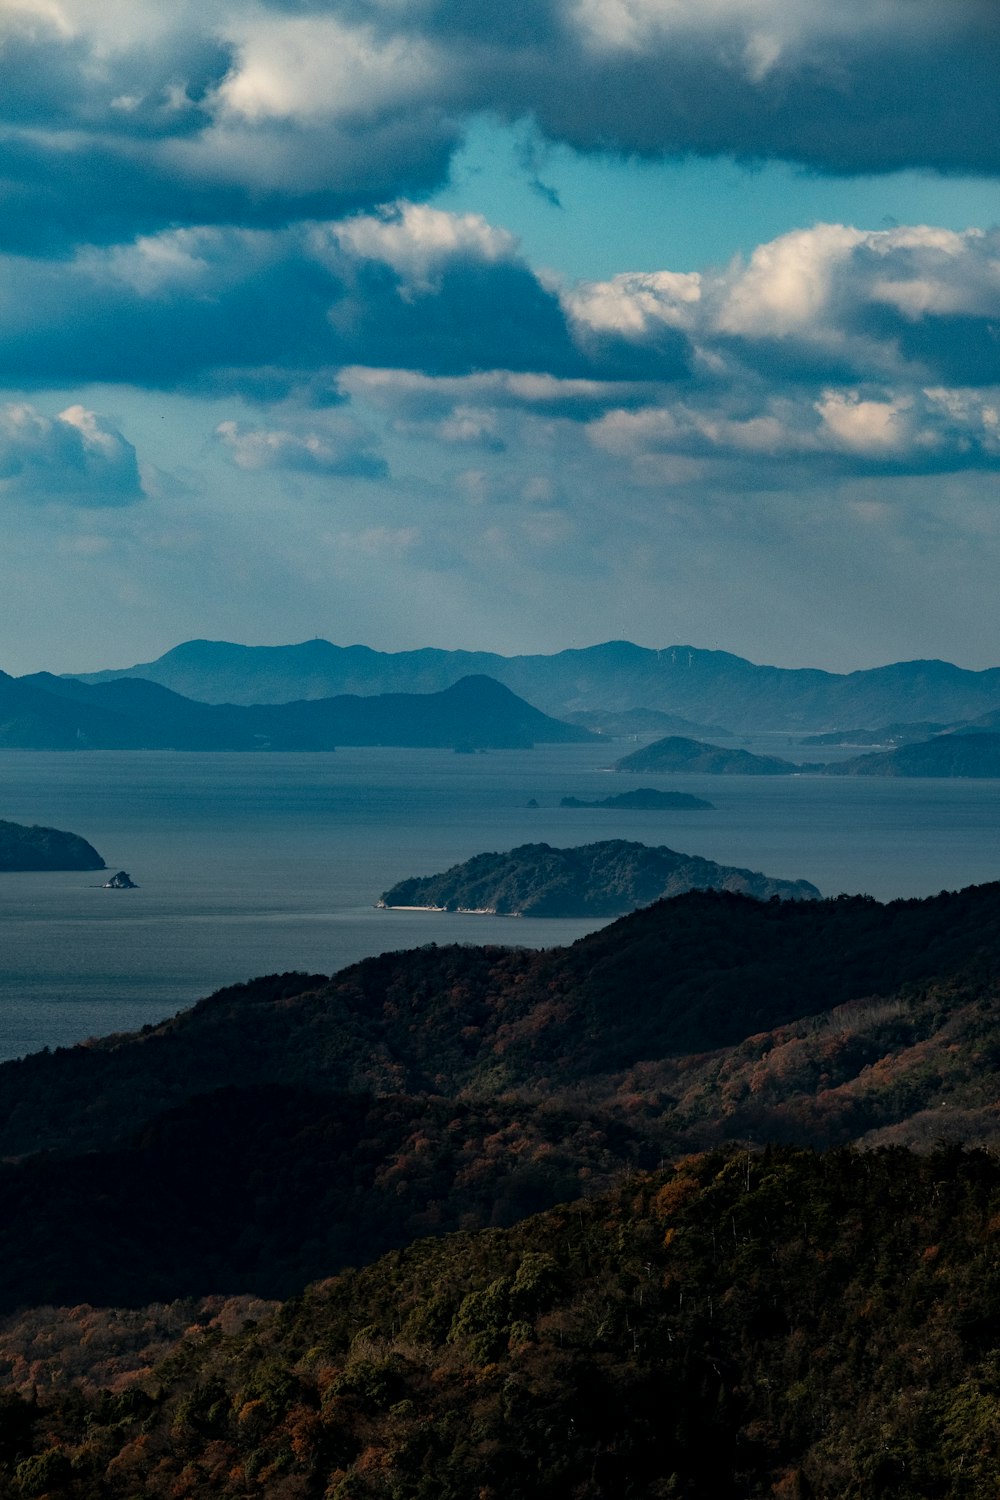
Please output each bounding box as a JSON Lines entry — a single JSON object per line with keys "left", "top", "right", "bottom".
{"left": 614, "top": 734, "right": 807, "bottom": 775}
{"left": 559, "top": 787, "right": 713, "bottom": 810}
{"left": 0, "top": 819, "right": 105, "bottom": 872}
{"left": 377, "top": 839, "right": 819, "bottom": 917}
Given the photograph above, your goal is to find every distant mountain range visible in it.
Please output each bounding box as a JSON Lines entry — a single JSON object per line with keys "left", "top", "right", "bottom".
{"left": 71, "top": 637, "right": 1000, "bottom": 731}
{"left": 376, "top": 839, "right": 819, "bottom": 916}
{"left": 0, "top": 671, "right": 589, "bottom": 751}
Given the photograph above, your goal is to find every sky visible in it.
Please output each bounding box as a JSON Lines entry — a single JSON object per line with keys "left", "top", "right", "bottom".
{"left": 1, "top": 0, "right": 999, "bottom": 676}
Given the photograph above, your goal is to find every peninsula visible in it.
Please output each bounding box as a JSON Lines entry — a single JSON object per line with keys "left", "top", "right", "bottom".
{"left": 0, "top": 819, "right": 105, "bottom": 872}
{"left": 830, "top": 730, "right": 1000, "bottom": 778}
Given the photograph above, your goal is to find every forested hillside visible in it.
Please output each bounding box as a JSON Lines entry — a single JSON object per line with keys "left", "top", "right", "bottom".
{"left": 5, "top": 885, "right": 1000, "bottom": 1316}
{"left": 4, "top": 1147, "right": 1000, "bottom": 1497}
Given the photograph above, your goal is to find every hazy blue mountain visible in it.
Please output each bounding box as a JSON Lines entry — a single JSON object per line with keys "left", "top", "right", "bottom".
{"left": 830, "top": 730, "right": 1000, "bottom": 777}
{"left": 2, "top": 672, "right": 589, "bottom": 751}
{"left": 377, "top": 839, "right": 820, "bottom": 916}
{"left": 800, "top": 721, "right": 951, "bottom": 747}
{"left": 564, "top": 707, "right": 734, "bottom": 739}
{"left": 0, "top": 669, "right": 145, "bottom": 749}
{"left": 71, "top": 638, "right": 1000, "bottom": 730}
{"left": 614, "top": 734, "right": 805, "bottom": 775}
{"left": 0, "top": 819, "right": 104, "bottom": 871}
{"left": 559, "top": 788, "right": 714, "bottom": 810}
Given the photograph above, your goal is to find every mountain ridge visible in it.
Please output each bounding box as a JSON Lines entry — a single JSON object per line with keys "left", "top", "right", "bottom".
{"left": 68, "top": 638, "right": 1000, "bottom": 731}
{"left": 0, "top": 671, "right": 589, "bottom": 751}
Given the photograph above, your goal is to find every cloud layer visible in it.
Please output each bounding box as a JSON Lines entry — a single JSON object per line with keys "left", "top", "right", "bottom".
{"left": 2, "top": 0, "right": 999, "bottom": 253}
{"left": 3, "top": 2, "right": 999, "bottom": 674}
{"left": 8, "top": 210, "right": 996, "bottom": 489}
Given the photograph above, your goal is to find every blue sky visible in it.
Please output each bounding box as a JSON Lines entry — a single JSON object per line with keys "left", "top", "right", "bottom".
{"left": 435, "top": 118, "right": 1000, "bottom": 279}
{"left": 1, "top": 0, "right": 999, "bottom": 676}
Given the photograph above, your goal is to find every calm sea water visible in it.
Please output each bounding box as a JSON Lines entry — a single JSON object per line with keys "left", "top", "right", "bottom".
{"left": 1, "top": 744, "right": 999, "bottom": 1061}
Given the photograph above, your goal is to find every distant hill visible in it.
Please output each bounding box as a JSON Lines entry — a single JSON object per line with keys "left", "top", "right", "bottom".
{"left": 614, "top": 734, "right": 804, "bottom": 775}
{"left": 831, "top": 730, "right": 1000, "bottom": 777}
{"left": 800, "top": 720, "right": 951, "bottom": 747}
{"left": 0, "top": 819, "right": 104, "bottom": 871}
{"left": 377, "top": 840, "right": 820, "bottom": 916}
{"left": 559, "top": 788, "right": 713, "bottom": 810}
{"left": 564, "top": 706, "right": 734, "bottom": 738}
{"left": 0, "top": 672, "right": 588, "bottom": 750}
{"left": 70, "top": 637, "right": 1000, "bottom": 730}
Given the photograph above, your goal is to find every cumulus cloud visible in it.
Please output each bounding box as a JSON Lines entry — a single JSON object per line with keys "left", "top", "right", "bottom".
{"left": 566, "top": 223, "right": 1000, "bottom": 387}
{"left": 0, "top": 210, "right": 587, "bottom": 386}
{"left": 0, "top": 210, "right": 998, "bottom": 490}
{"left": 0, "top": 402, "right": 145, "bottom": 505}
{"left": 1, "top": 0, "right": 998, "bottom": 253}
{"left": 215, "top": 415, "right": 386, "bottom": 477}
{"left": 332, "top": 203, "right": 519, "bottom": 292}
{"left": 587, "top": 383, "right": 1000, "bottom": 480}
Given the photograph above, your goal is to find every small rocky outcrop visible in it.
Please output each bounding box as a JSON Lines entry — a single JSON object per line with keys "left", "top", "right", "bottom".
{"left": 102, "top": 870, "right": 138, "bottom": 889}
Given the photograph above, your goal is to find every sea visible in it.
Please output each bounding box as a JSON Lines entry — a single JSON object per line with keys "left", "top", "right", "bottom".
{"left": 2, "top": 740, "right": 999, "bottom": 1063}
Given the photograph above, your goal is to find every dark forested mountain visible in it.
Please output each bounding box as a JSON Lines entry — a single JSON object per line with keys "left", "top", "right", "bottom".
{"left": 0, "top": 672, "right": 588, "bottom": 750}
{"left": 5, "top": 1147, "right": 1000, "bottom": 1498}
{"left": 0, "top": 819, "right": 104, "bottom": 872}
{"left": 70, "top": 637, "right": 1000, "bottom": 730}
{"left": 6, "top": 883, "right": 1000, "bottom": 1314}
{"left": 614, "top": 734, "right": 804, "bottom": 775}
{"left": 377, "top": 840, "right": 818, "bottom": 916}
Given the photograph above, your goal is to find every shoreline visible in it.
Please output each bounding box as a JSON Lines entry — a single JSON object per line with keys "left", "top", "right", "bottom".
{"left": 376, "top": 902, "right": 521, "bottom": 917}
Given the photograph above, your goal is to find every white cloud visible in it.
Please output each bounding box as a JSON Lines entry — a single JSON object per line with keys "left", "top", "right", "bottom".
{"left": 0, "top": 402, "right": 145, "bottom": 505}
{"left": 330, "top": 203, "right": 518, "bottom": 292}
{"left": 563, "top": 270, "right": 702, "bottom": 338}
{"left": 713, "top": 223, "right": 1000, "bottom": 352}
{"left": 215, "top": 416, "right": 385, "bottom": 477}
{"left": 715, "top": 224, "right": 867, "bottom": 338}
{"left": 815, "top": 392, "right": 913, "bottom": 455}
{"left": 215, "top": 15, "right": 442, "bottom": 125}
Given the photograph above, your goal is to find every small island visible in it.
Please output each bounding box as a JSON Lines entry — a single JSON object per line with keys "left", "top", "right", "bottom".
{"left": 102, "top": 870, "right": 138, "bottom": 889}
{"left": 614, "top": 735, "right": 803, "bottom": 776}
{"left": 0, "top": 818, "right": 105, "bottom": 872}
{"left": 560, "top": 787, "right": 713, "bottom": 810}
{"left": 378, "top": 839, "right": 820, "bottom": 918}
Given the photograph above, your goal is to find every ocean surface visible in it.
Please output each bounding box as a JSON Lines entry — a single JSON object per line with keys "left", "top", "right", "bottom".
{"left": 2, "top": 743, "right": 999, "bottom": 1062}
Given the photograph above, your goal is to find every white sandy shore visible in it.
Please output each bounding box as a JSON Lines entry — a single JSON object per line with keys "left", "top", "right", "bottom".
{"left": 376, "top": 902, "right": 521, "bottom": 916}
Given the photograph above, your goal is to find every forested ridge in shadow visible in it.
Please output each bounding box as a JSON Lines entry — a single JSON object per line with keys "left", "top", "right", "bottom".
{"left": 4, "top": 1147, "right": 1000, "bottom": 1496}
{"left": 4, "top": 885, "right": 1000, "bottom": 1313}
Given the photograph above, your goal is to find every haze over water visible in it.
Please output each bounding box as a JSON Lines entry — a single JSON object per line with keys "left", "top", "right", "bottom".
{"left": 2, "top": 744, "right": 999, "bottom": 1063}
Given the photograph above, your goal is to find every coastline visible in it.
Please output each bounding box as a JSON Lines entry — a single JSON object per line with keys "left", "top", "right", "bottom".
{"left": 376, "top": 902, "right": 518, "bottom": 916}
